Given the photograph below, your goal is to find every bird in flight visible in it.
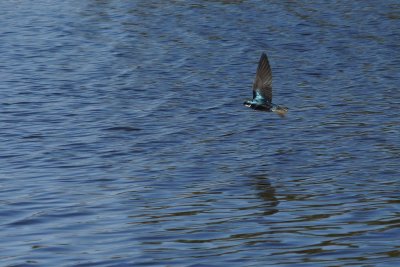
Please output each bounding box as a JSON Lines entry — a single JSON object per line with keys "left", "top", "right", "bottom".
{"left": 243, "top": 52, "right": 288, "bottom": 116}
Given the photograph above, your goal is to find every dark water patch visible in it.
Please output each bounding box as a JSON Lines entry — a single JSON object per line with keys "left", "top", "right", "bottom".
{"left": 21, "top": 134, "right": 44, "bottom": 139}
{"left": 104, "top": 126, "right": 142, "bottom": 132}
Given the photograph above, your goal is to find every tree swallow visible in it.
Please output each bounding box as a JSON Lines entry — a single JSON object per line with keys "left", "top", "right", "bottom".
{"left": 244, "top": 53, "right": 288, "bottom": 116}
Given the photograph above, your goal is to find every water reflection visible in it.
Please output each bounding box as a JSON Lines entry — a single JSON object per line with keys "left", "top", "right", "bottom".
{"left": 250, "top": 175, "right": 279, "bottom": 216}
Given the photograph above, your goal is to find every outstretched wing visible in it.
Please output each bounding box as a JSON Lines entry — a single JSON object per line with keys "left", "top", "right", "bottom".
{"left": 252, "top": 53, "right": 272, "bottom": 103}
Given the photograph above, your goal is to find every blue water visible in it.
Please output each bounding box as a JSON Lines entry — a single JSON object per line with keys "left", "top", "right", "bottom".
{"left": 1, "top": 1, "right": 399, "bottom": 266}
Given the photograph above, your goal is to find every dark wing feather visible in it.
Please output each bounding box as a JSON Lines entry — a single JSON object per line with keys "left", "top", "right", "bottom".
{"left": 252, "top": 53, "right": 272, "bottom": 103}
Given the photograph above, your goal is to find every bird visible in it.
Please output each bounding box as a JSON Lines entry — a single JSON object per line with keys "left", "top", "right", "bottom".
{"left": 243, "top": 52, "right": 288, "bottom": 116}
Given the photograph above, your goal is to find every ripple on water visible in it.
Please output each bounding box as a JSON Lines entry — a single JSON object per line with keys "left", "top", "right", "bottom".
{"left": 0, "top": 0, "right": 399, "bottom": 266}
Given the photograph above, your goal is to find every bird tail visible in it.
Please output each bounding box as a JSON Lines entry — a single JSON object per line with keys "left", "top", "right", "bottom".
{"left": 272, "top": 105, "right": 288, "bottom": 117}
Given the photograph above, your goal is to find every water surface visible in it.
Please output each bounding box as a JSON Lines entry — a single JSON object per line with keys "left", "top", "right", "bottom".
{"left": 1, "top": 1, "right": 399, "bottom": 266}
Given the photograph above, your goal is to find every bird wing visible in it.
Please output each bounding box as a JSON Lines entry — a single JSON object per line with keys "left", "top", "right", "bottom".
{"left": 252, "top": 53, "right": 272, "bottom": 103}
